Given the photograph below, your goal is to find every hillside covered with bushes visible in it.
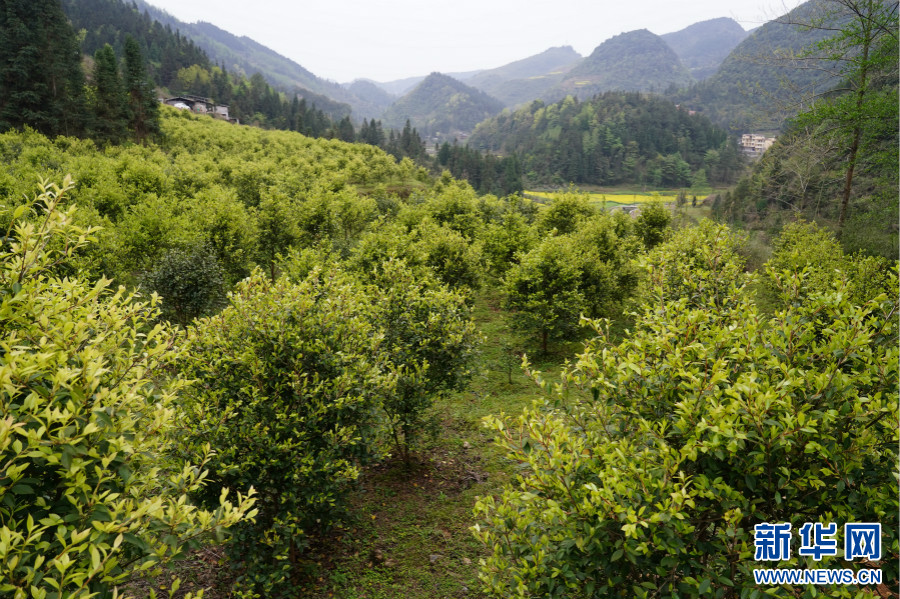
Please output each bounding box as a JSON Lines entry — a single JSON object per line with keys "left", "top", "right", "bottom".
{"left": 1, "top": 1, "right": 898, "bottom": 598}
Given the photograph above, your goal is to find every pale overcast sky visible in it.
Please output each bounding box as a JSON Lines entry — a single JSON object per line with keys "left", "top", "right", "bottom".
{"left": 143, "top": 0, "right": 797, "bottom": 83}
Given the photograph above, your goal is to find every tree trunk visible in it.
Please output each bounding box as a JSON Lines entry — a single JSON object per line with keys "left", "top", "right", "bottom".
{"left": 837, "top": 17, "right": 871, "bottom": 236}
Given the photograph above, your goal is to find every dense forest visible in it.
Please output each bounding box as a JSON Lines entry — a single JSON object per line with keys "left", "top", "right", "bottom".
{"left": 469, "top": 92, "right": 743, "bottom": 187}
{"left": 0, "top": 0, "right": 898, "bottom": 598}
{"left": 61, "top": 0, "right": 210, "bottom": 88}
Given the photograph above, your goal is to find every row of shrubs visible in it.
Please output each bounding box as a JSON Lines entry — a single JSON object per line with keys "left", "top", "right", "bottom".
{"left": 474, "top": 220, "right": 899, "bottom": 598}
{"left": 1, "top": 179, "right": 479, "bottom": 598}
{"left": 4, "top": 175, "right": 896, "bottom": 599}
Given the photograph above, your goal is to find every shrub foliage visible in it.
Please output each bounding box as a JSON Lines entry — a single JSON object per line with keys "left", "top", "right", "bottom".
{"left": 474, "top": 222, "right": 898, "bottom": 598}
{"left": 177, "top": 269, "right": 387, "bottom": 595}
{"left": 0, "top": 179, "right": 254, "bottom": 599}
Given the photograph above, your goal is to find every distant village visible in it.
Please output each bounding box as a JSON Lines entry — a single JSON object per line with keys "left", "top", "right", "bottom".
{"left": 738, "top": 133, "right": 776, "bottom": 158}
{"left": 161, "top": 95, "right": 238, "bottom": 124}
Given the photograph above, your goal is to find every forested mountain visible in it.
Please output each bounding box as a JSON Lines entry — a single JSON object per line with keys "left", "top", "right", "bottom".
{"left": 371, "top": 69, "right": 484, "bottom": 96}
{"left": 60, "top": 0, "right": 208, "bottom": 90}
{"left": 127, "top": 0, "right": 381, "bottom": 118}
{"left": 465, "top": 46, "right": 583, "bottom": 107}
{"left": 661, "top": 17, "right": 748, "bottom": 80}
{"left": 56, "top": 0, "right": 352, "bottom": 131}
{"left": 468, "top": 92, "right": 742, "bottom": 187}
{"left": 714, "top": 0, "right": 898, "bottom": 259}
{"left": 382, "top": 73, "right": 505, "bottom": 139}
{"left": 546, "top": 30, "right": 693, "bottom": 101}
{"left": 346, "top": 79, "right": 397, "bottom": 113}
{"left": 671, "top": 0, "right": 843, "bottom": 131}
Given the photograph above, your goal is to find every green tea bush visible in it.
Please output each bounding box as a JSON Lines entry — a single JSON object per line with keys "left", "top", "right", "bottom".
{"left": 761, "top": 220, "right": 895, "bottom": 311}
{"left": 535, "top": 189, "right": 596, "bottom": 235}
{"left": 0, "top": 179, "right": 254, "bottom": 599}
{"left": 415, "top": 222, "right": 484, "bottom": 291}
{"left": 368, "top": 259, "right": 480, "bottom": 462}
{"left": 475, "top": 223, "right": 898, "bottom": 598}
{"left": 571, "top": 214, "right": 641, "bottom": 320}
{"left": 504, "top": 235, "right": 587, "bottom": 353}
{"left": 177, "top": 268, "right": 390, "bottom": 596}
{"left": 142, "top": 242, "right": 226, "bottom": 327}
{"left": 420, "top": 179, "right": 486, "bottom": 241}
{"left": 640, "top": 219, "right": 746, "bottom": 310}
{"left": 481, "top": 211, "right": 537, "bottom": 275}
{"left": 633, "top": 198, "right": 671, "bottom": 249}
{"left": 504, "top": 213, "right": 643, "bottom": 352}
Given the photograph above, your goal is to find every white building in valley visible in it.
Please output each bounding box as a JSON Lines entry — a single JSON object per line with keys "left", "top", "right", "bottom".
{"left": 739, "top": 133, "right": 776, "bottom": 158}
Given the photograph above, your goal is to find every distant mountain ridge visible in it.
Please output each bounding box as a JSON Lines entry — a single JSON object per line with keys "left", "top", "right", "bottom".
{"left": 547, "top": 29, "right": 693, "bottom": 101}
{"left": 372, "top": 70, "right": 484, "bottom": 97}
{"left": 672, "top": 0, "right": 844, "bottom": 130}
{"left": 382, "top": 73, "right": 505, "bottom": 139}
{"left": 346, "top": 80, "right": 396, "bottom": 114}
{"left": 467, "top": 46, "right": 582, "bottom": 84}
{"left": 661, "top": 17, "right": 748, "bottom": 80}
{"left": 465, "top": 46, "right": 583, "bottom": 107}
{"left": 99, "top": 1, "right": 844, "bottom": 134}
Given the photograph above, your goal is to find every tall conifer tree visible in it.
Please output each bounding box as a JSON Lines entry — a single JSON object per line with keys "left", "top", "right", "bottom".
{"left": 123, "top": 35, "right": 159, "bottom": 143}
{"left": 0, "top": 0, "right": 89, "bottom": 136}
{"left": 91, "top": 43, "right": 129, "bottom": 144}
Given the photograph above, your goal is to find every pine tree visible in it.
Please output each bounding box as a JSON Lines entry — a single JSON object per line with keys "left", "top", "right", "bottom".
{"left": 123, "top": 35, "right": 159, "bottom": 143}
{"left": 368, "top": 119, "right": 385, "bottom": 147}
{"left": 336, "top": 115, "right": 355, "bottom": 142}
{"left": 91, "top": 43, "right": 129, "bottom": 144}
{"left": 0, "top": 0, "right": 89, "bottom": 136}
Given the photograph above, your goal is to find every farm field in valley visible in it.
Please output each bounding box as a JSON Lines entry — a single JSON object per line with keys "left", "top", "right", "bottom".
{"left": 525, "top": 189, "right": 677, "bottom": 207}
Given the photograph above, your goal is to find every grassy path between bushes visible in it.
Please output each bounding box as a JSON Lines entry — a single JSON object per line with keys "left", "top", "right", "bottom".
{"left": 143, "top": 287, "right": 580, "bottom": 599}
{"left": 303, "top": 287, "right": 572, "bottom": 599}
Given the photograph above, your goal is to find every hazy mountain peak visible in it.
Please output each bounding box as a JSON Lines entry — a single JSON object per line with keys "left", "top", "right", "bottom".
{"left": 463, "top": 45, "right": 583, "bottom": 107}
{"left": 661, "top": 17, "right": 749, "bottom": 80}
{"left": 382, "top": 72, "right": 505, "bottom": 139}
{"left": 548, "top": 29, "right": 692, "bottom": 99}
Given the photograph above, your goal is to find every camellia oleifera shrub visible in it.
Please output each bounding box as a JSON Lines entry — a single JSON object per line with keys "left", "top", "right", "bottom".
{"left": 0, "top": 179, "right": 255, "bottom": 599}
{"left": 177, "top": 269, "right": 392, "bottom": 596}
{"left": 142, "top": 241, "right": 226, "bottom": 327}
{"left": 474, "top": 221, "right": 898, "bottom": 598}
{"left": 368, "top": 259, "right": 480, "bottom": 463}
{"left": 504, "top": 211, "right": 641, "bottom": 353}
{"left": 760, "top": 220, "right": 896, "bottom": 312}
{"left": 178, "top": 257, "right": 482, "bottom": 592}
